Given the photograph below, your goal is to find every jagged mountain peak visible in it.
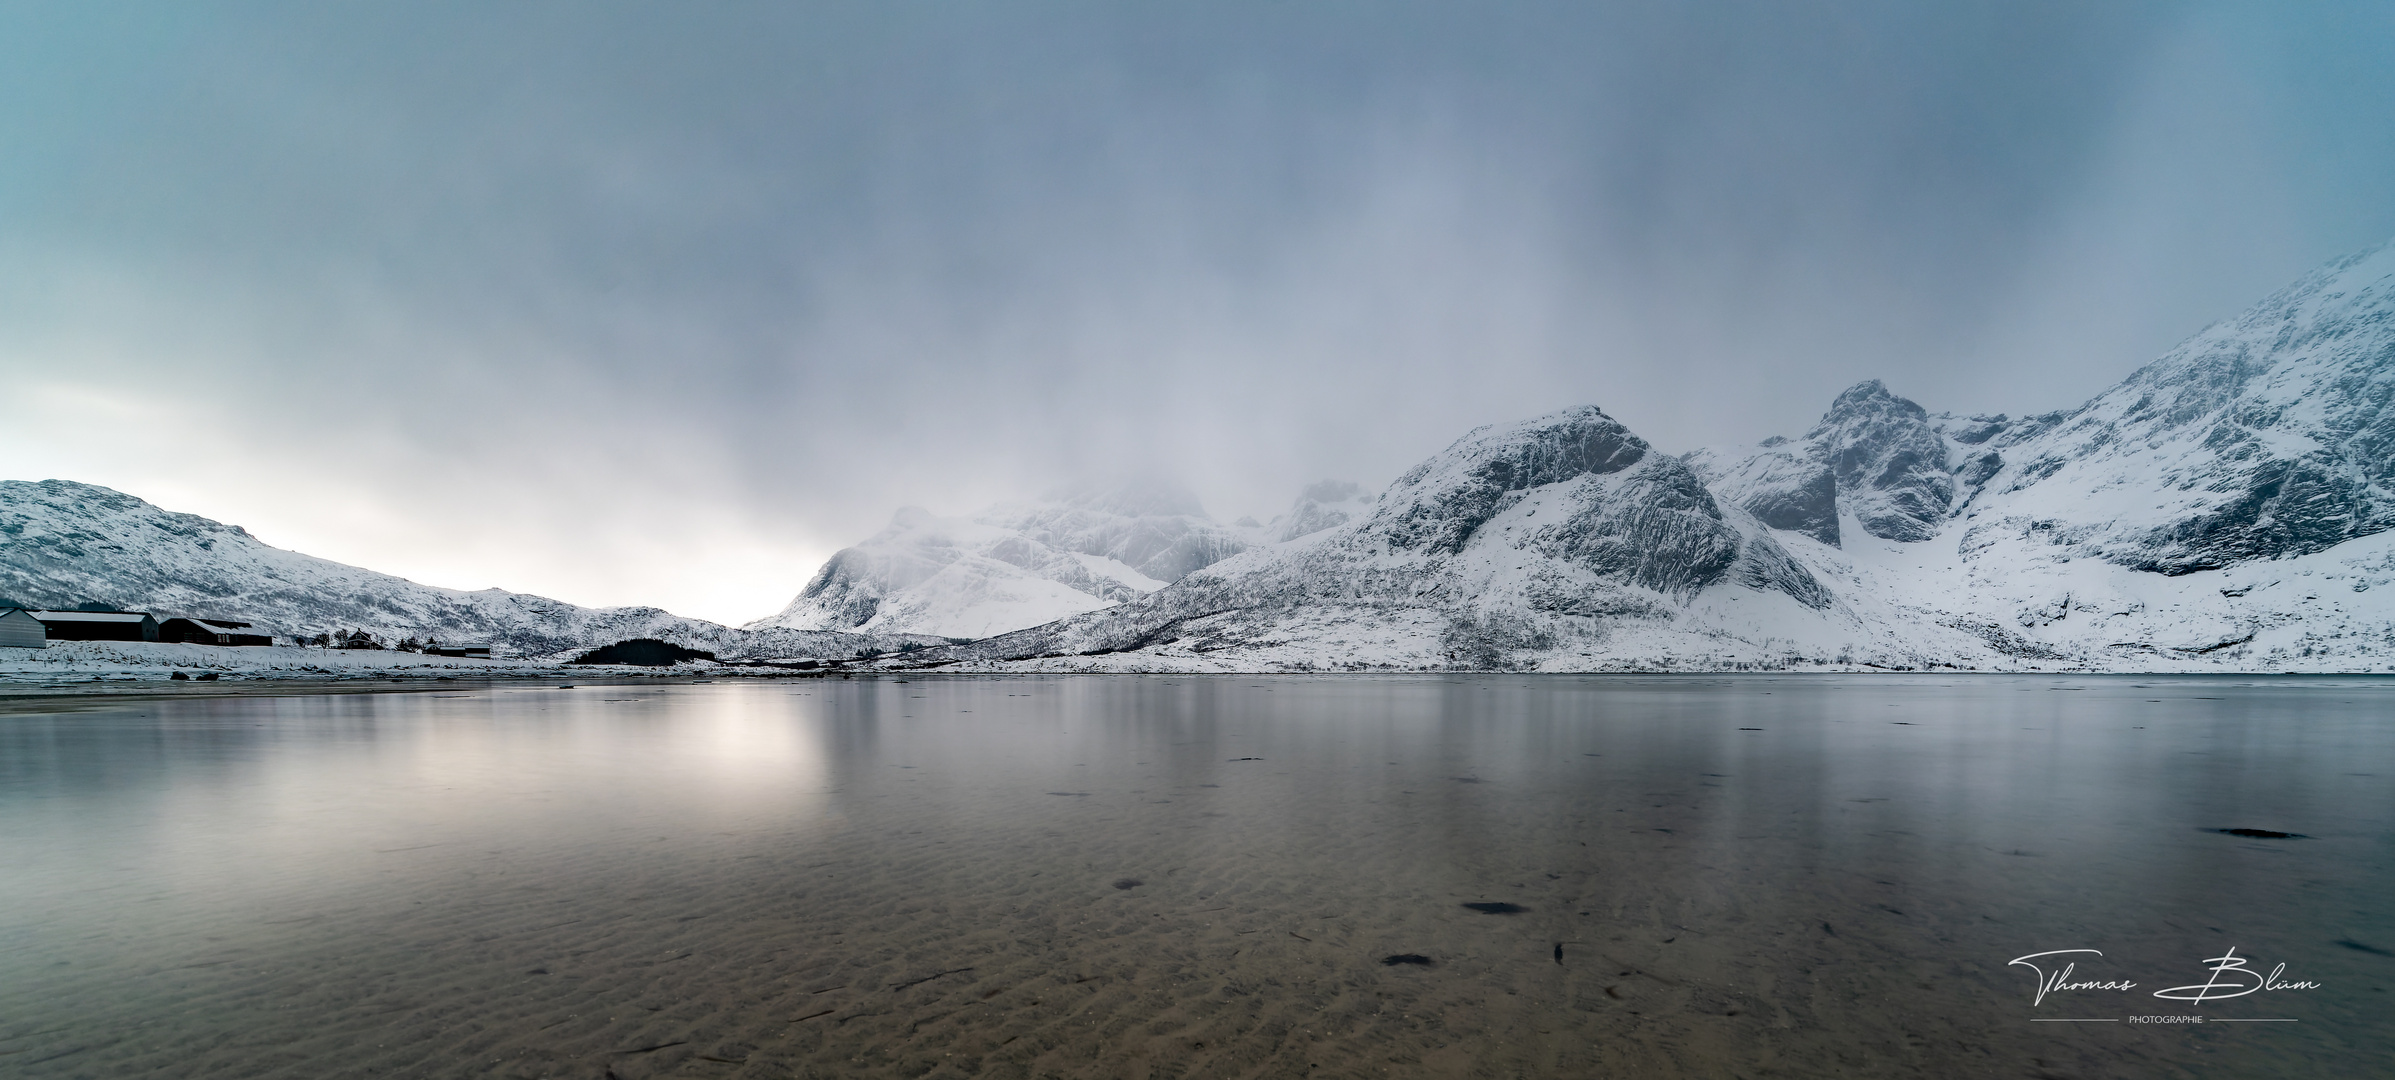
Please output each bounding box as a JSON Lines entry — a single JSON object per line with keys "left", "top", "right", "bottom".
{"left": 1814, "top": 379, "right": 1929, "bottom": 431}
{"left": 1367, "top": 405, "right": 1651, "bottom": 556}
{"left": 919, "top": 402, "right": 1838, "bottom": 673}
{"left": 1695, "top": 380, "right": 1952, "bottom": 546}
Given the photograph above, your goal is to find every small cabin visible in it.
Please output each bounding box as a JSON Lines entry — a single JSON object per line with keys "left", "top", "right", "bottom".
{"left": 29, "top": 610, "right": 160, "bottom": 642}
{"left": 0, "top": 608, "right": 47, "bottom": 649}
{"left": 159, "top": 617, "right": 274, "bottom": 647}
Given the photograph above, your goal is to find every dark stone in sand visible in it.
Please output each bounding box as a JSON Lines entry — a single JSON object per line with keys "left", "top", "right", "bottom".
{"left": 2214, "top": 828, "right": 2305, "bottom": 839}
{"left": 1113, "top": 878, "right": 1143, "bottom": 890}
{"left": 1381, "top": 954, "right": 1434, "bottom": 966}
{"left": 1462, "top": 902, "right": 1528, "bottom": 915}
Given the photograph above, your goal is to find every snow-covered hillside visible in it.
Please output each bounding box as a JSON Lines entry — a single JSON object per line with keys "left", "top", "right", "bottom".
{"left": 916, "top": 406, "right": 1867, "bottom": 671}
{"left": 16, "top": 240, "right": 2394, "bottom": 673}
{"left": 882, "top": 240, "right": 2395, "bottom": 673}
{"left": 752, "top": 478, "right": 1260, "bottom": 639}
{"left": 0, "top": 480, "right": 927, "bottom": 660}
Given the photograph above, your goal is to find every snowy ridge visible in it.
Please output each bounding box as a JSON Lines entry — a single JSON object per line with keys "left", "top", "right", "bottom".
{"left": 0, "top": 480, "right": 926, "bottom": 660}
{"left": 753, "top": 477, "right": 1252, "bottom": 639}
{"left": 921, "top": 407, "right": 1854, "bottom": 671}
{"left": 884, "top": 240, "right": 2395, "bottom": 673}
{"left": 1954, "top": 239, "right": 2395, "bottom": 573}
{"left": 13, "top": 240, "right": 2395, "bottom": 673}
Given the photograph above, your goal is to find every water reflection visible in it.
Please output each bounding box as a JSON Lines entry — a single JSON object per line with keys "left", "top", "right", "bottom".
{"left": 0, "top": 675, "right": 2388, "bottom": 1078}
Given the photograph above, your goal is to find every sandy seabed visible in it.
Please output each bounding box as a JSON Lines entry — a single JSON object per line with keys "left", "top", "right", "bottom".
{"left": 1, "top": 676, "right": 2386, "bottom": 1078}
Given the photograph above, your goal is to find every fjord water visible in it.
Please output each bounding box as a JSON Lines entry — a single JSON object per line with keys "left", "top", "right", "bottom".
{"left": 1, "top": 677, "right": 2387, "bottom": 1078}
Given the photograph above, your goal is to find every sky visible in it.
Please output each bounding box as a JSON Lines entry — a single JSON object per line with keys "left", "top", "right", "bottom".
{"left": 5, "top": 1, "right": 2394, "bottom": 625}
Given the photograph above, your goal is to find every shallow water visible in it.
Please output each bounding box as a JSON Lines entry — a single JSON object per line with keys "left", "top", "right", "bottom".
{"left": 1, "top": 675, "right": 2389, "bottom": 1078}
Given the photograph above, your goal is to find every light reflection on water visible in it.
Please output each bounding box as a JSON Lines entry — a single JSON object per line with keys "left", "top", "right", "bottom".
{"left": 0, "top": 675, "right": 2388, "bottom": 1078}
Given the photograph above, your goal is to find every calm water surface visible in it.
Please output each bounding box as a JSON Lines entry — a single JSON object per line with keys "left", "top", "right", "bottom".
{"left": 1, "top": 675, "right": 2389, "bottom": 1078}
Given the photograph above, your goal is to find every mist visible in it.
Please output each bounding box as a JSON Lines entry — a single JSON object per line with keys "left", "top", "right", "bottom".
{"left": 5, "top": 1, "right": 2393, "bottom": 624}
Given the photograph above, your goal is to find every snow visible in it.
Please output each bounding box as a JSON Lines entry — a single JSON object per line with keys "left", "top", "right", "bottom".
{"left": 755, "top": 477, "right": 1372, "bottom": 639}
{"left": 0, "top": 480, "right": 928, "bottom": 662}
{"left": 875, "top": 239, "right": 2395, "bottom": 675}
{"left": 12, "top": 240, "right": 2395, "bottom": 677}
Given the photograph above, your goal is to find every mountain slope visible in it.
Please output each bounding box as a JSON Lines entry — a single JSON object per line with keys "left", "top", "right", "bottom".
{"left": 1959, "top": 241, "right": 2395, "bottom": 574}
{"left": 1689, "top": 380, "right": 1954, "bottom": 546}
{"left": 924, "top": 407, "right": 1856, "bottom": 671}
{"left": 753, "top": 479, "right": 1251, "bottom": 639}
{"left": 0, "top": 480, "right": 919, "bottom": 659}
{"left": 895, "top": 240, "right": 2395, "bottom": 674}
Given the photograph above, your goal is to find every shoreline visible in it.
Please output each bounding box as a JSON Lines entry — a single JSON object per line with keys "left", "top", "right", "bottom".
{"left": 5, "top": 666, "right": 2386, "bottom": 716}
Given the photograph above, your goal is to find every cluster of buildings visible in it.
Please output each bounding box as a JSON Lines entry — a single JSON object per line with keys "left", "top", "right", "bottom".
{"left": 0, "top": 608, "right": 272, "bottom": 648}
{"left": 0, "top": 609, "right": 489, "bottom": 657}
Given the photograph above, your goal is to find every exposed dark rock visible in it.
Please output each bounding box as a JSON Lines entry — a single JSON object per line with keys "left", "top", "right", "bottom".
{"left": 1978, "top": 241, "right": 2395, "bottom": 573}
{"left": 1809, "top": 380, "right": 1956, "bottom": 542}
{"left": 1369, "top": 406, "right": 1648, "bottom": 556}
{"left": 1739, "top": 456, "right": 1840, "bottom": 545}
{"left": 1696, "top": 381, "right": 1957, "bottom": 546}
{"left": 1521, "top": 461, "right": 1745, "bottom": 598}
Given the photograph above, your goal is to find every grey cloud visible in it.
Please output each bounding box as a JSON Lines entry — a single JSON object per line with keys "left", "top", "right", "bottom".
{"left": 4, "top": 1, "right": 2393, "bottom": 622}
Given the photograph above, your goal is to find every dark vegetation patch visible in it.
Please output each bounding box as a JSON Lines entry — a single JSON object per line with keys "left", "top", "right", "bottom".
{"left": 570, "top": 638, "right": 717, "bottom": 666}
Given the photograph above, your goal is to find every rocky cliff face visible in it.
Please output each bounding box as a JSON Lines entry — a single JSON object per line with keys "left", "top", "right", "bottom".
{"left": 0, "top": 480, "right": 915, "bottom": 659}
{"left": 1957, "top": 242, "right": 2395, "bottom": 574}
{"left": 1692, "top": 380, "right": 1955, "bottom": 546}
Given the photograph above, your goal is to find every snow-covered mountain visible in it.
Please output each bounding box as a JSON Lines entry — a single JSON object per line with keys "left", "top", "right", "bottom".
{"left": 0, "top": 480, "right": 926, "bottom": 659}
{"left": 916, "top": 406, "right": 1863, "bottom": 671}
{"left": 1689, "top": 379, "right": 1954, "bottom": 546}
{"left": 885, "top": 240, "right": 2395, "bottom": 673}
{"left": 18, "top": 240, "right": 2392, "bottom": 673}
{"left": 1255, "top": 480, "right": 1379, "bottom": 542}
{"left": 750, "top": 478, "right": 1256, "bottom": 639}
